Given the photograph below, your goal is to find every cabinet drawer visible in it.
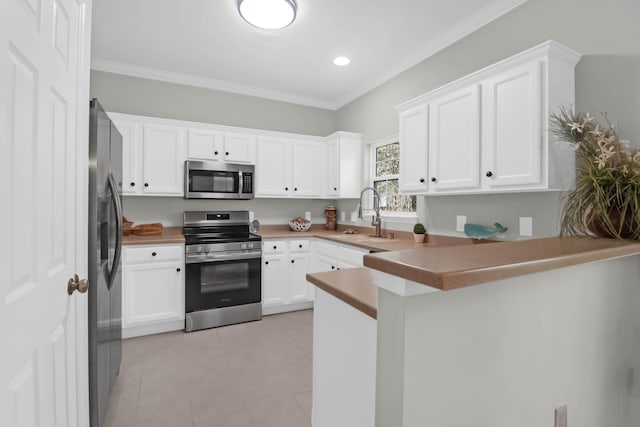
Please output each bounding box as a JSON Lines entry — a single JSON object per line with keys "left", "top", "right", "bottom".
{"left": 125, "top": 245, "right": 184, "bottom": 264}
{"left": 263, "top": 240, "right": 286, "bottom": 254}
{"left": 289, "top": 240, "right": 310, "bottom": 253}
{"left": 315, "top": 240, "right": 338, "bottom": 258}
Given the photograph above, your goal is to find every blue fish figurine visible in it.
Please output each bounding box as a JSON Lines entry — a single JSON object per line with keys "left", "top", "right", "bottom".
{"left": 463, "top": 222, "right": 508, "bottom": 239}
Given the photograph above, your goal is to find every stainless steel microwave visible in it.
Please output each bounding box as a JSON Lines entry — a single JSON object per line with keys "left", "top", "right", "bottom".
{"left": 184, "top": 160, "right": 254, "bottom": 199}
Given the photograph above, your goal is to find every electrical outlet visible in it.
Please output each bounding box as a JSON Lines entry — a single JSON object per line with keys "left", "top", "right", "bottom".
{"left": 456, "top": 215, "right": 466, "bottom": 232}
{"left": 351, "top": 211, "right": 358, "bottom": 222}
{"left": 555, "top": 405, "right": 567, "bottom": 427}
{"left": 519, "top": 217, "right": 533, "bottom": 236}
{"left": 304, "top": 211, "right": 311, "bottom": 221}
{"left": 249, "top": 211, "right": 254, "bottom": 222}
{"left": 340, "top": 211, "right": 345, "bottom": 222}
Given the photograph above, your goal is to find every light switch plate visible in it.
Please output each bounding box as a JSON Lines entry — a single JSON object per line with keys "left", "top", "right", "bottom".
{"left": 304, "top": 211, "right": 311, "bottom": 221}
{"left": 249, "top": 211, "right": 254, "bottom": 222}
{"left": 519, "top": 217, "right": 533, "bottom": 236}
{"left": 456, "top": 215, "right": 466, "bottom": 232}
{"left": 340, "top": 211, "right": 345, "bottom": 221}
{"left": 351, "top": 212, "right": 358, "bottom": 222}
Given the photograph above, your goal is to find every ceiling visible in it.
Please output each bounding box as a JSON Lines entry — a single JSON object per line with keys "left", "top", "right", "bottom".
{"left": 91, "top": 0, "right": 526, "bottom": 110}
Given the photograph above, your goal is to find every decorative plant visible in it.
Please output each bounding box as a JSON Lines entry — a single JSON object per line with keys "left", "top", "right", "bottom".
{"left": 550, "top": 106, "right": 640, "bottom": 240}
{"left": 413, "top": 223, "right": 426, "bottom": 235}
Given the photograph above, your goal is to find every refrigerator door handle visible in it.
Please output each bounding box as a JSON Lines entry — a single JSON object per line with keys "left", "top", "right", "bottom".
{"left": 107, "top": 173, "right": 123, "bottom": 290}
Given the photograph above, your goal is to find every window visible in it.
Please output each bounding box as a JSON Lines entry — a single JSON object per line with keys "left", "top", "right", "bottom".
{"left": 370, "top": 140, "right": 416, "bottom": 216}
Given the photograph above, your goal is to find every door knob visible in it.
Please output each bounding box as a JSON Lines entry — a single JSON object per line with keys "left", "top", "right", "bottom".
{"left": 68, "top": 274, "right": 89, "bottom": 295}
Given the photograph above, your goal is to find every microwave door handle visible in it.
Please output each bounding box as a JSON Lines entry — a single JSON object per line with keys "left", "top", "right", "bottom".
{"left": 238, "top": 171, "right": 243, "bottom": 199}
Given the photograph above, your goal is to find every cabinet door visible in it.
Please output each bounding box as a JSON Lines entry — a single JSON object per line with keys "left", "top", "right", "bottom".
{"left": 288, "top": 253, "right": 312, "bottom": 303}
{"left": 428, "top": 85, "right": 481, "bottom": 192}
{"left": 255, "top": 136, "right": 292, "bottom": 197}
{"left": 113, "top": 118, "right": 143, "bottom": 195}
{"left": 291, "top": 140, "right": 323, "bottom": 197}
{"left": 399, "top": 104, "right": 429, "bottom": 193}
{"left": 142, "top": 124, "right": 186, "bottom": 195}
{"left": 315, "top": 253, "right": 337, "bottom": 273}
{"left": 123, "top": 261, "right": 185, "bottom": 328}
{"left": 188, "top": 128, "right": 223, "bottom": 161}
{"left": 224, "top": 132, "right": 256, "bottom": 164}
{"left": 482, "top": 61, "right": 542, "bottom": 189}
{"left": 326, "top": 138, "right": 340, "bottom": 197}
{"left": 262, "top": 254, "right": 287, "bottom": 308}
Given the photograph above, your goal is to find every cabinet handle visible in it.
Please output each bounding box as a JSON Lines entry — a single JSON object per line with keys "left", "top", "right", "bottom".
{"left": 130, "top": 182, "right": 135, "bottom": 187}
{"left": 430, "top": 177, "right": 436, "bottom": 183}
{"left": 486, "top": 171, "right": 493, "bottom": 177}
{"left": 420, "top": 178, "right": 425, "bottom": 183}
{"left": 176, "top": 267, "right": 181, "bottom": 272}
{"left": 265, "top": 261, "right": 269, "bottom": 265}
{"left": 214, "top": 150, "right": 219, "bottom": 155}
{"left": 291, "top": 259, "right": 295, "bottom": 264}
{"left": 152, "top": 252, "right": 157, "bottom": 256}
{"left": 225, "top": 151, "right": 229, "bottom": 156}
{"left": 144, "top": 183, "right": 149, "bottom": 187}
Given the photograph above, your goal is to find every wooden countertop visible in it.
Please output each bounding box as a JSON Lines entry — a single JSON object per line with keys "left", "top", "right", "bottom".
{"left": 306, "top": 268, "right": 377, "bottom": 319}
{"left": 123, "top": 226, "right": 185, "bottom": 245}
{"left": 363, "top": 236, "right": 640, "bottom": 291}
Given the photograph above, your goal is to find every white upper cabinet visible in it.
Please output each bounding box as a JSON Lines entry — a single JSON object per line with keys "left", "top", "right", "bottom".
{"left": 398, "top": 104, "right": 429, "bottom": 193}
{"left": 223, "top": 132, "right": 256, "bottom": 164}
{"left": 325, "top": 132, "right": 363, "bottom": 199}
{"left": 187, "top": 128, "right": 224, "bottom": 161}
{"left": 291, "top": 140, "right": 323, "bottom": 197}
{"left": 110, "top": 114, "right": 187, "bottom": 197}
{"left": 428, "top": 85, "right": 481, "bottom": 192}
{"left": 482, "top": 61, "right": 542, "bottom": 189}
{"left": 255, "top": 136, "right": 292, "bottom": 197}
{"left": 142, "top": 124, "right": 187, "bottom": 195}
{"left": 396, "top": 40, "right": 581, "bottom": 195}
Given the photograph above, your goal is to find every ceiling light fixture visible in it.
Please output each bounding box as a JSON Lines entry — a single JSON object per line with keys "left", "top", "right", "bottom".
{"left": 333, "top": 56, "right": 351, "bottom": 66}
{"left": 238, "top": 0, "right": 297, "bottom": 30}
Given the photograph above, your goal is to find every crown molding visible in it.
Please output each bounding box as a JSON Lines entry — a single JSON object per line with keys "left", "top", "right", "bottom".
{"left": 90, "top": 58, "right": 337, "bottom": 110}
{"left": 91, "top": 0, "right": 527, "bottom": 111}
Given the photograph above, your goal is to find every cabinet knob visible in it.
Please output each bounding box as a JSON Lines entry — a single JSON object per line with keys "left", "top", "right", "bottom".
{"left": 299, "top": 244, "right": 302, "bottom": 248}
{"left": 265, "top": 261, "right": 269, "bottom": 265}
{"left": 176, "top": 267, "right": 181, "bottom": 272}
{"left": 273, "top": 245, "right": 277, "bottom": 250}
{"left": 130, "top": 182, "right": 135, "bottom": 187}
{"left": 285, "top": 187, "right": 289, "bottom": 191}
{"left": 214, "top": 151, "right": 219, "bottom": 155}
{"left": 144, "top": 183, "right": 149, "bottom": 187}
{"left": 333, "top": 187, "right": 337, "bottom": 191}
{"left": 225, "top": 151, "right": 229, "bottom": 156}
{"left": 291, "top": 259, "right": 295, "bottom": 264}
{"left": 430, "top": 177, "right": 437, "bottom": 183}
{"left": 152, "top": 252, "right": 157, "bottom": 256}
{"left": 294, "top": 188, "right": 298, "bottom": 191}
{"left": 486, "top": 171, "right": 493, "bottom": 178}
{"left": 331, "top": 266, "right": 335, "bottom": 270}
{"left": 420, "top": 178, "right": 425, "bottom": 183}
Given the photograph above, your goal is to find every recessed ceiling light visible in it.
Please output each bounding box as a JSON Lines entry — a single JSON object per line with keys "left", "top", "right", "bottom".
{"left": 333, "top": 56, "right": 351, "bottom": 66}
{"left": 238, "top": 0, "right": 297, "bottom": 30}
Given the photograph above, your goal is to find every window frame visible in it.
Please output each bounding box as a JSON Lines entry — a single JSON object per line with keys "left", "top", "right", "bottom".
{"left": 368, "top": 136, "right": 417, "bottom": 222}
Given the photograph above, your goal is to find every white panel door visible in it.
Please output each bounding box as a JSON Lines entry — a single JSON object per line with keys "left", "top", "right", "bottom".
{"left": 326, "top": 138, "right": 340, "bottom": 196}
{"left": 255, "top": 136, "right": 292, "bottom": 197}
{"left": 288, "top": 253, "right": 312, "bottom": 303}
{"left": 399, "top": 104, "right": 429, "bottom": 194}
{"left": 1, "top": 0, "right": 90, "bottom": 426}
{"left": 291, "top": 140, "right": 323, "bottom": 197}
{"left": 482, "top": 61, "right": 543, "bottom": 188}
{"left": 142, "top": 124, "right": 186, "bottom": 195}
{"left": 262, "top": 254, "right": 287, "bottom": 308}
{"left": 429, "top": 85, "right": 481, "bottom": 192}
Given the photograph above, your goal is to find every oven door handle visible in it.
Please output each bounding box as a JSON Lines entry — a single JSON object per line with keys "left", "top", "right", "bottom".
{"left": 186, "top": 250, "right": 262, "bottom": 264}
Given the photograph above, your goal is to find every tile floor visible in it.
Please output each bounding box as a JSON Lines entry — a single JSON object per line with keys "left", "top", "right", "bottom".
{"left": 105, "top": 309, "right": 313, "bottom": 427}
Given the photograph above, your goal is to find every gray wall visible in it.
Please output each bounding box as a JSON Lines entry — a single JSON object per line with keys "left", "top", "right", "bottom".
{"left": 336, "top": 0, "right": 640, "bottom": 237}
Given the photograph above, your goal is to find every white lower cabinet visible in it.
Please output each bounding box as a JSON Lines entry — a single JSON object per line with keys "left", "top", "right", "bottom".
{"left": 122, "top": 244, "right": 185, "bottom": 338}
{"left": 262, "top": 239, "right": 314, "bottom": 315}
{"left": 313, "top": 239, "right": 370, "bottom": 272}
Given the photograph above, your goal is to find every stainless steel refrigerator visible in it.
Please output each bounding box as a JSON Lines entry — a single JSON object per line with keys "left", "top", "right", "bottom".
{"left": 88, "top": 98, "right": 123, "bottom": 427}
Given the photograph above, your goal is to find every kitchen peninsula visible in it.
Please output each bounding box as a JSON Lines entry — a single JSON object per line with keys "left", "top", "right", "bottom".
{"left": 307, "top": 237, "right": 640, "bottom": 427}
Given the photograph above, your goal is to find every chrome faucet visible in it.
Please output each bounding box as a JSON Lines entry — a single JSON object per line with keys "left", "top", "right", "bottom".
{"left": 358, "top": 187, "right": 383, "bottom": 238}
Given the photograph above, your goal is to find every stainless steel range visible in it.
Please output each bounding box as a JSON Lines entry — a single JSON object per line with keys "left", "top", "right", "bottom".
{"left": 183, "top": 211, "right": 262, "bottom": 332}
